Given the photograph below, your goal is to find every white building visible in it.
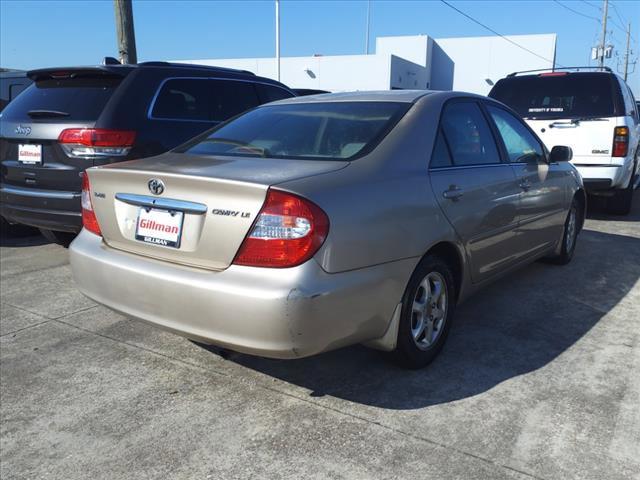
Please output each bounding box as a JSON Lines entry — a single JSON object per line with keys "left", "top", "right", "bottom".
{"left": 174, "top": 33, "right": 557, "bottom": 96}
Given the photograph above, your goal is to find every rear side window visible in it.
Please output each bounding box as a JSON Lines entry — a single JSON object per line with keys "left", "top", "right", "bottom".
{"left": 487, "top": 105, "right": 545, "bottom": 163}
{"left": 151, "top": 78, "right": 261, "bottom": 122}
{"left": 210, "top": 80, "right": 260, "bottom": 122}
{"left": 151, "top": 78, "right": 209, "bottom": 121}
{"left": 256, "top": 83, "right": 294, "bottom": 104}
{"left": 430, "top": 129, "right": 453, "bottom": 168}
{"left": 183, "top": 101, "right": 409, "bottom": 161}
{"left": 1, "top": 77, "right": 120, "bottom": 121}
{"left": 440, "top": 102, "right": 500, "bottom": 166}
{"left": 489, "top": 73, "right": 619, "bottom": 119}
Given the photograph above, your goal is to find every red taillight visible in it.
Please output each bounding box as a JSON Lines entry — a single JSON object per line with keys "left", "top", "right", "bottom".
{"left": 81, "top": 172, "right": 102, "bottom": 236}
{"left": 539, "top": 72, "right": 569, "bottom": 77}
{"left": 58, "top": 129, "right": 136, "bottom": 158}
{"left": 612, "top": 126, "right": 629, "bottom": 157}
{"left": 59, "top": 128, "right": 136, "bottom": 147}
{"left": 233, "top": 189, "right": 329, "bottom": 268}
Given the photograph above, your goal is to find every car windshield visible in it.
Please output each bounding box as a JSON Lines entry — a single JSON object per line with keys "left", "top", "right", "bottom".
{"left": 489, "top": 73, "right": 620, "bottom": 120}
{"left": 181, "top": 101, "right": 409, "bottom": 161}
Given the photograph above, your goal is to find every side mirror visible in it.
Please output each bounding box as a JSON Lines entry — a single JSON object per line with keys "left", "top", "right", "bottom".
{"left": 549, "top": 145, "right": 572, "bottom": 163}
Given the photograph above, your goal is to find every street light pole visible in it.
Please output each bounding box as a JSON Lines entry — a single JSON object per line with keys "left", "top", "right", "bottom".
{"left": 365, "top": 0, "right": 371, "bottom": 54}
{"left": 275, "top": 0, "right": 281, "bottom": 81}
{"left": 113, "top": 0, "right": 137, "bottom": 64}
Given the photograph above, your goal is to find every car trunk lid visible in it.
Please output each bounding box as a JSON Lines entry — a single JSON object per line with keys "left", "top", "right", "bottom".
{"left": 86, "top": 153, "right": 347, "bottom": 270}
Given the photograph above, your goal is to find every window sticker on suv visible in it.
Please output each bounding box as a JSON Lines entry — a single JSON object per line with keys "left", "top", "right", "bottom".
{"left": 528, "top": 107, "right": 564, "bottom": 113}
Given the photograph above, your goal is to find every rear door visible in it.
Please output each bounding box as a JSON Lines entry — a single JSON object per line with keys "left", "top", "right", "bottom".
{"left": 485, "top": 103, "right": 567, "bottom": 256}
{"left": 489, "top": 73, "right": 622, "bottom": 165}
{"left": 0, "top": 70, "right": 124, "bottom": 192}
{"left": 429, "top": 100, "right": 522, "bottom": 284}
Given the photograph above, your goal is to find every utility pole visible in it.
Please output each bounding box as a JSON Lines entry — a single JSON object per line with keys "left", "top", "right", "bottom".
{"left": 365, "top": 0, "right": 371, "bottom": 54}
{"left": 598, "top": 0, "right": 608, "bottom": 69}
{"left": 623, "top": 23, "right": 631, "bottom": 81}
{"left": 275, "top": 0, "right": 280, "bottom": 81}
{"left": 114, "top": 0, "right": 137, "bottom": 64}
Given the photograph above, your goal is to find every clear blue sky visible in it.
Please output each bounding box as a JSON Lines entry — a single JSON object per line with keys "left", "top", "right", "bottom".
{"left": 1, "top": 0, "right": 638, "bottom": 94}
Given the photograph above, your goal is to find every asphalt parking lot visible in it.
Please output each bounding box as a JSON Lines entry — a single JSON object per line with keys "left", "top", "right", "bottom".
{"left": 1, "top": 195, "right": 638, "bottom": 480}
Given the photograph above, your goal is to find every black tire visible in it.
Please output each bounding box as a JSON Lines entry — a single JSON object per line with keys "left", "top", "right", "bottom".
{"left": 607, "top": 160, "right": 636, "bottom": 216}
{"left": 548, "top": 198, "right": 579, "bottom": 265}
{"left": 392, "top": 255, "right": 456, "bottom": 369}
{"left": 38, "top": 229, "right": 76, "bottom": 247}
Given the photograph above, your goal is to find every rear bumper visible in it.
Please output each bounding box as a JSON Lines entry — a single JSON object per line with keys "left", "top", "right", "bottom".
{"left": 0, "top": 183, "right": 81, "bottom": 232}
{"left": 69, "top": 230, "right": 415, "bottom": 359}
{"left": 573, "top": 162, "right": 633, "bottom": 191}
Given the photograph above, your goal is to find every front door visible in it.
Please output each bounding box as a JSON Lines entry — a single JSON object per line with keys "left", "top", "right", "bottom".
{"left": 485, "top": 104, "right": 567, "bottom": 257}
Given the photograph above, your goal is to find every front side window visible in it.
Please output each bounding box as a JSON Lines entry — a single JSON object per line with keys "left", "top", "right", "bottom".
{"left": 182, "top": 101, "right": 409, "bottom": 161}
{"left": 487, "top": 105, "right": 545, "bottom": 163}
{"left": 439, "top": 102, "right": 500, "bottom": 166}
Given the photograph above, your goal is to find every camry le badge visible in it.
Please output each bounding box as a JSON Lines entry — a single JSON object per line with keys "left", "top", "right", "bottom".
{"left": 148, "top": 178, "right": 165, "bottom": 195}
{"left": 14, "top": 125, "right": 32, "bottom": 136}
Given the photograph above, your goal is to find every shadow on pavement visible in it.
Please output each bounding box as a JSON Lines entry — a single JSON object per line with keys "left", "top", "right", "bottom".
{"left": 586, "top": 188, "right": 640, "bottom": 222}
{"left": 0, "top": 232, "right": 49, "bottom": 247}
{"left": 209, "top": 197, "right": 639, "bottom": 410}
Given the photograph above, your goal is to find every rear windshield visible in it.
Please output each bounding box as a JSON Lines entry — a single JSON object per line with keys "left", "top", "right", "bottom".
{"left": 181, "top": 101, "right": 409, "bottom": 161}
{"left": 489, "top": 73, "right": 620, "bottom": 119}
{"left": 0, "top": 77, "right": 121, "bottom": 121}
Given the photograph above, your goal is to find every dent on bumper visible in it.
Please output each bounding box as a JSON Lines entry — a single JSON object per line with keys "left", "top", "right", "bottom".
{"left": 69, "top": 230, "right": 416, "bottom": 359}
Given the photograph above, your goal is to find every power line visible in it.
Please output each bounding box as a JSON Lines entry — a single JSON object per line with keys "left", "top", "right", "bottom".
{"left": 438, "top": 0, "right": 564, "bottom": 67}
{"left": 552, "top": 0, "right": 600, "bottom": 23}
{"left": 609, "top": 1, "right": 628, "bottom": 29}
{"left": 609, "top": 1, "right": 636, "bottom": 43}
{"left": 578, "top": 0, "right": 600, "bottom": 10}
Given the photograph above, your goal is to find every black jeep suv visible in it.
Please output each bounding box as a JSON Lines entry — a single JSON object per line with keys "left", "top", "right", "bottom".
{"left": 0, "top": 61, "right": 294, "bottom": 244}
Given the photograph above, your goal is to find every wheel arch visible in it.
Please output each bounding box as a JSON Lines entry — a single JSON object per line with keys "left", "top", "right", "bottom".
{"left": 574, "top": 188, "right": 587, "bottom": 232}
{"left": 422, "top": 241, "right": 464, "bottom": 303}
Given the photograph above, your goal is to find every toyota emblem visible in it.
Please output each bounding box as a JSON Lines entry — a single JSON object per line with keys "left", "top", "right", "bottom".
{"left": 148, "top": 179, "right": 165, "bottom": 195}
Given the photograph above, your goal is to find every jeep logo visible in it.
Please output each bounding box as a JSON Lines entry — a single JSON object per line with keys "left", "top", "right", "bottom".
{"left": 14, "top": 125, "right": 32, "bottom": 136}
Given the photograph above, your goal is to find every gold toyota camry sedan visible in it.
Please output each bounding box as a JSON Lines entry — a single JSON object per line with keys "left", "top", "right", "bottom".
{"left": 70, "top": 90, "right": 585, "bottom": 368}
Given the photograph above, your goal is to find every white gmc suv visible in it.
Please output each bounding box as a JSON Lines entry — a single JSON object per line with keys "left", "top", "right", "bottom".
{"left": 490, "top": 68, "right": 639, "bottom": 215}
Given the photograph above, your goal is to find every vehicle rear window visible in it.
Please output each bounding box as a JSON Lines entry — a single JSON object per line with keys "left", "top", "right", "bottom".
{"left": 489, "top": 73, "right": 620, "bottom": 119}
{"left": 181, "top": 102, "right": 409, "bottom": 161}
{"left": 0, "top": 77, "right": 121, "bottom": 121}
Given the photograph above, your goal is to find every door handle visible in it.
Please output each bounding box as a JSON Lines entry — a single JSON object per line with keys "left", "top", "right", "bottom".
{"left": 442, "top": 186, "right": 464, "bottom": 200}
{"left": 519, "top": 180, "right": 532, "bottom": 191}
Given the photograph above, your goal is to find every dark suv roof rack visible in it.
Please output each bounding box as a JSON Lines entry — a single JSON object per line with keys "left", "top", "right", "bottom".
{"left": 137, "top": 61, "right": 255, "bottom": 76}
{"left": 506, "top": 66, "right": 613, "bottom": 77}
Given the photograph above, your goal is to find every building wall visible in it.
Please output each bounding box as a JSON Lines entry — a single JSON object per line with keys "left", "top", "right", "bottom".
{"left": 435, "top": 34, "right": 557, "bottom": 95}
{"left": 173, "top": 33, "right": 556, "bottom": 95}
{"left": 179, "top": 54, "right": 399, "bottom": 91}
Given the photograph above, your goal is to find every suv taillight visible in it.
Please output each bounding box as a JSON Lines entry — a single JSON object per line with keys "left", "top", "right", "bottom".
{"left": 81, "top": 172, "right": 102, "bottom": 236}
{"left": 233, "top": 189, "right": 329, "bottom": 268}
{"left": 59, "top": 128, "right": 136, "bottom": 158}
{"left": 612, "top": 126, "right": 629, "bottom": 157}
